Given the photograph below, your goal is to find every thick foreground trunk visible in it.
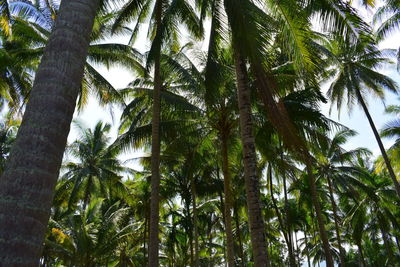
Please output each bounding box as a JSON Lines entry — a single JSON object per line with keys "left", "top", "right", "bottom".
{"left": 0, "top": 0, "right": 99, "bottom": 265}
{"left": 233, "top": 50, "right": 270, "bottom": 267}
{"left": 355, "top": 88, "right": 400, "bottom": 197}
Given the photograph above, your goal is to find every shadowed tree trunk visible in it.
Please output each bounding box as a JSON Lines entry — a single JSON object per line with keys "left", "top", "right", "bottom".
{"left": 268, "top": 166, "right": 297, "bottom": 267}
{"left": 233, "top": 48, "right": 271, "bottom": 267}
{"left": 148, "top": 0, "right": 163, "bottom": 265}
{"left": 355, "top": 88, "right": 400, "bottom": 197}
{"left": 304, "top": 159, "right": 334, "bottom": 267}
{"left": 221, "top": 133, "right": 235, "bottom": 267}
{"left": 190, "top": 175, "right": 199, "bottom": 267}
{"left": 0, "top": 0, "right": 100, "bottom": 265}
{"left": 326, "top": 175, "right": 346, "bottom": 267}
{"left": 234, "top": 205, "right": 246, "bottom": 267}
{"left": 356, "top": 241, "right": 367, "bottom": 267}
{"left": 303, "top": 225, "right": 311, "bottom": 267}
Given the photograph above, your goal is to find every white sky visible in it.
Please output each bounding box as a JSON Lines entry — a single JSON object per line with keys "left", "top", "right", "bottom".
{"left": 68, "top": 1, "right": 400, "bottom": 165}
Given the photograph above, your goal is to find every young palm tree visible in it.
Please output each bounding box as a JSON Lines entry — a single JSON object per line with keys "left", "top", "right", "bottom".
{"left": 0, "top": 0, "right": 100, "bottom": 264}
{"left": 327, "top": 36, "right": 400, "bottom": 197}
{"left": 43, "top": 198, "right": 136, "bottom": 266}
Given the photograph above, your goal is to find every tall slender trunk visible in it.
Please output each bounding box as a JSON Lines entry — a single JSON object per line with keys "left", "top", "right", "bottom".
{"left": 395, "top": 236, "right": 400, "bottom": 255}
{"left": 304, "top": 158, "right": 334, "bottom": 267}
{"left": 355, "top": 88, "right": 400, "bottom": 197}
{"left": 148, "top": 0, "right": 163, "bottom": 265}
{"left": 295, "top": 231, "right": 301, "bottom": 264}
{"left": 356, "top": 241, "right": 367, "bottom": 267}
{"left": 190, "top": 175, "right": 199, "bottom": 267}
{"left": 0, "top": 0, "right": 99, "bottom": 264}
{"left": 326, "top": 175, "right": 346, "bottom": 266}
{"left": 234, "top": 205, "right": 246, "bottom": 267}
{"left": 221, "top": 134, "right": 235, "bottom": 267}
{"left": 379, "top": 223, "right": 394, "bottom": 265}
{"left": 253, "top": 60, "right": 334, "bottom": 266}
{"left": 208, "top": 217, "right": 214, "bottom": 267}
{"left": 303, "top": 226, "right": 311, "bottom": 267}
{"left": 233, "top": 49, "right": 270, "bottom": 267}
{"left": 268, "top": 166, "right": 297, "bottom": 267}
{"left": 143, "top": 214, "right": 148, "bottom": 263}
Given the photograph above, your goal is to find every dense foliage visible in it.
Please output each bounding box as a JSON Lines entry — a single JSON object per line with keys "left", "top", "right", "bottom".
{"left": 1, "top": 0, "right": 400, "bottom": 266}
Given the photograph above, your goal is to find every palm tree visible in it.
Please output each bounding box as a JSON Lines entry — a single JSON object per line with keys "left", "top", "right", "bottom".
{"left": 312, "top": 129, "right": 371, "bottom": 266}
{"left": 0, "top": 119, "right": 17, "bottom": 175}
{"left": 54, "top": 121, "right": 131, "bottom": 210}
{"left": 4, "top": 1, "right": 140, "bottom": 111}
{"left": 327, "top": 35, "right": 400, "bottom": 197}
{"left": 344, "top": 161, "right": 400, "bottom": 266}
{"left": 0, "top": 28, "right": 34, "bottom": 113}
{"left": 113, "top": 1, "right": 202, "bottom": 264}
{"left": 0, "top": 0, "right": 11, "bottom": 36}
{"left": 0, "top": 0, "right": 100, "bottom": 264}
{"left": 42, "top": 198, "right": 137, "bottom": 266}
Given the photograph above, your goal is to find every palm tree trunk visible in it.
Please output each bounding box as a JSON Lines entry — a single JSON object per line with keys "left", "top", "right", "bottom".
{"left": 252, "top": 62, "right": 333, "bottom": 266}
{"left": 355, "top": 88, "right": 400, "bottom": 197}
{"left": 268, "top": 166, "right": 297, "bottom": 267}
{"left": 379, "top": 223, "right": 394, "bottom": 265}
{"left": 326, "top": 175, "right": 346, "bottom": 266}
{"left": 144, "top": 213, "right": 148, "bottom": 263}
{"left": 208, "top": 217, "right": 214, "bottom": 267}
{"left": 221, "top": 134, "right": 235, "bottom": 267}
{"left": 303, "top": 226, "right": 311, "bottom": 267}
{"left": 304, "top": 158, "right": 335, "bottom": 267}
{"left": 148, "top": 0, "right": 163, "bottom": 265}
{"left": 190, "top": 175, "right": 199, "bottom": 267}
{"left": 233, "top": 49, "right": 270, "bottom": 267}
{"left": 234, "top": 205, "right": 246, "bottom": 267}
{"left": 356, "top": 241, "right": 367, "bottom": 267}
{"left": 0, "top": 0, "right": 99, "bottom": 264}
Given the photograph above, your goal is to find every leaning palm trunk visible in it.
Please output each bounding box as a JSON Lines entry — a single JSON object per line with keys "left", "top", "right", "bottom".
{"left": 253, "top": 65, "right": 334, "bottom": 267}
{"left": 233, "top": 49, "right": 271, "bottom": 267}
{"left": 326, "top": 175, "right": 346, "bottom": 266}
{"left": 148, "top": 0, "right": 163, "bottom": 265}
{"left": 221, "top": 134, "right": 235, "bottom": 267}
{"left": 0, "top": 0, "right": 99, "bottom": 264}
{"left": 355, "top": 88, "right": 400, "bottom": 197}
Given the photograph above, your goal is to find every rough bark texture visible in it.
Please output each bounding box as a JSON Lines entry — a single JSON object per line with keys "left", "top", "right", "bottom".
{"left": 221, "top": 135, "right": 235, "bottom": 267}
{"left": 0, "top": 0, "right": 99, "bottom": 265}
{"left": 233, "top": 50, "right": 270, "bottom": 267}
{"left": 355, "top": 88, "right": 400, "bottom": 197}
{"left": 326, "top": 175, "right": 346, "bottom": 267}
{"left": 147, "top": 0, "right": 163, "bottom": 265}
